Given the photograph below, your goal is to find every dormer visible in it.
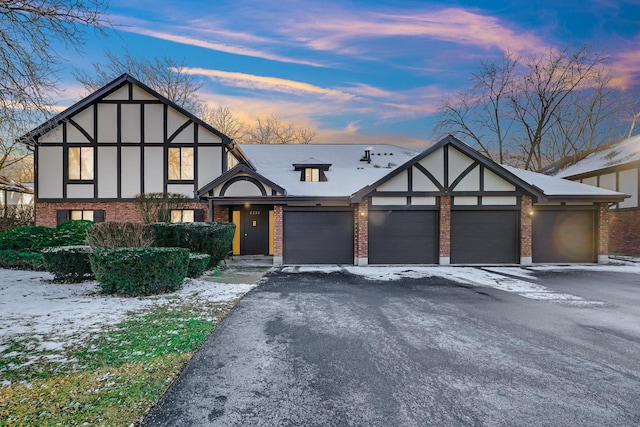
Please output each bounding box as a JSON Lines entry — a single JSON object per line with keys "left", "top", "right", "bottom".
{"left": 293, "top": 158, "right": 331, "bottom": 182}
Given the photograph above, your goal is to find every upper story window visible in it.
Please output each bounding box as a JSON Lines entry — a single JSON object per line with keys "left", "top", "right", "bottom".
{"left": 68, "top": 147, "right": 94, "bottom": 180}
{"left": 293, "top": 158, "right": 331, "bottom": 182}
{"left": 305, "top": 168, "right": 320, "bottom": 182}
{"left": 168, "top": 147, "right": 194, "bottom": 181}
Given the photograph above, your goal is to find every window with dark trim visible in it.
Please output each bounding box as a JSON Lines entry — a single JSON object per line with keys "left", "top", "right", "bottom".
{"left": 56, "top": 209, "right": 105, "bottom": 225}
{"left": 70, "top": 210, "right": 94, "bottom": 221}
{"left": 304, "top": 168, "right": 320, "bottom": 182}
{"left": 171, "top": 209, "right": 194, "bottom": 223}
{"left": 168, "top": 147, "right": 194, "bottom": 181}
{"left": 68, "top": 147, "right": 94, "bottom": 180}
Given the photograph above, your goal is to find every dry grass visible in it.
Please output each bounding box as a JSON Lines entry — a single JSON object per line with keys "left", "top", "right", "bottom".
{"left": 86, "top": 222, "right": 155, "bottom": 249}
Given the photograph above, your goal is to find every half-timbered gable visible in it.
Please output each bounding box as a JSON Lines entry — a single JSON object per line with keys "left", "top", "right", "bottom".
{"left": 23, "top": 74, "right": 248, "bottom": 226}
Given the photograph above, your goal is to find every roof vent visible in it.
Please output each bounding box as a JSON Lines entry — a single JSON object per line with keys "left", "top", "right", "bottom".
{"left": 360, "top": 146, "right": 372, "bottom": 163}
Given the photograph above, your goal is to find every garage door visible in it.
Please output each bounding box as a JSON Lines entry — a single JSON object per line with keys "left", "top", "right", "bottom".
{"left": 369, "top": 210, "right": 438, "bottom": 264}
{"left": 451, "top": 210, "right": 519, "bottom": 264}
{"left": 532, "top": 210, "right": 596, "bottom": 263}
{"left": 283, "top": 209, "right": 354, "bottom": 264}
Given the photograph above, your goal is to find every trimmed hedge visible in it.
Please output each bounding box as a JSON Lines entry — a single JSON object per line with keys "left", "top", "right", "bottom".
{"left": 42, "top": 246, "right": 93, "bottom": 283}
{"left": 0, "top": 226, "right": 56, "bottom": 251}
{"left": 0, "top": 250, "right": 45, "bottom": 271}
{"left": 187, "top": 253, "right": 211, "bottom": 278}
{"left": 149, "top": 222, "right": 235, "bottom": 267}
{"left": 90, "top": 247, "right": 189, "bottom": 296}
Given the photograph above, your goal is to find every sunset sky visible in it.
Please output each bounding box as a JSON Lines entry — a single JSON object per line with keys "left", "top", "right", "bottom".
{"left": 56, "top": 0, "right": 640, "bottom": 147}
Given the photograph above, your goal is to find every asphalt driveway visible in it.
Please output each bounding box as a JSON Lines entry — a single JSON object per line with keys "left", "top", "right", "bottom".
{"left": 142, "top": 266, "right": 640, "bottom": 426}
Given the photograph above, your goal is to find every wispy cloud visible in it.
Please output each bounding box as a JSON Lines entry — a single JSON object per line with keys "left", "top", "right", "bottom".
{"left": 607, "top": 39, "right": 640, "bottom": 90}
{"left": 182, "top": 68, "right": 356, "bottom": 102}
{"left": 280, "top": 7, "right": 549, "bottom": 57}
{"left": 112, "top": 14, "right": 323, "bottom": 67}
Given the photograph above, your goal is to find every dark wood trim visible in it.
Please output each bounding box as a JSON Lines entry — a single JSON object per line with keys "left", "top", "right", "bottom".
{"left": 450, "top": 162, "right": 479, "bottom": 190}
{"left": 128, "top": 82, "right": 133, "bottom": 100}
{"left": 451, "top": 205, "right": 520, "bottom": 211}
{"left": 533, "top": 204, "right": 599, "bottom": 211}
{"left": 414, "top": 163, "right": 445, "bottom": 191}
{"left": 369, "top": 190, "right": 521, "bottom": 197}
{"left": 283, "top": 206, "right": 353, "bottom": 212}
{"left": 219, "top": 176, "right": 267, "bottom": 197}
{"left": 96, "top": 100, "right": 163, "bottom": 104}
{"left": 67, "top": 119, "right": 94, "bottom": 143}
{"left": 167, "top": 120, "right": 193, "bottom": 143}
{"left": 62, "top": 122, "right": 67, "bottom": 199}
{"left": 368, "top": 204, "right": 439, "bottom": 211}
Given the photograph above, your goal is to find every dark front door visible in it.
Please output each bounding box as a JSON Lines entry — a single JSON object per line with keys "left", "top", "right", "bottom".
{"left": 240, "top": 206, "right": 269, "bottom": 255}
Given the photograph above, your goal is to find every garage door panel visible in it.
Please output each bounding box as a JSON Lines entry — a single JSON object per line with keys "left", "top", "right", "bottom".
{"left": 451, "top": 210, "right": 519, "bottom": 264}
{"left": 284, "top": 210, "right": 353, "bottom": 264}
{"left": 369, "top": 210, "right": 438, "bottom": 264}
{"left": 532, "top": 210, "right": 595, "bottom": 263}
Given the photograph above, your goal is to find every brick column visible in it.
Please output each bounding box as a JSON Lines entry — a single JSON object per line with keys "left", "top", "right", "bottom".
{"left": 598, "top": 203, "right": 609, "bottom": 263}
{"left": 213, "top": 205, "right": 229, "bottom": 223}
{"left": 273, "top": 205, "right": 283, "bottom": 266}
{"left": 439, "top": 196, "right": 451, "bottom": 265}
{"left": 520, "top": 196, "right": 533, "bottom": 265}
{"left": 354, "top": 198, "right": 369, "bottom": 266}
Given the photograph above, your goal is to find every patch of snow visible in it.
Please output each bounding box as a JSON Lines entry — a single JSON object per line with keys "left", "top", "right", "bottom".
{"left": 291, "top": 266, "right": 603, "bottom": 305}
{"left": 0, "top": 269, "right": 255, "bottom": 360}
{"left": 555, "top": 134, "right": 640, "bottom": 178}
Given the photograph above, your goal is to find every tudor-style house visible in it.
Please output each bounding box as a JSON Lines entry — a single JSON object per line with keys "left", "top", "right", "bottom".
{"left": 547, "top": 133, "right": 640, "bottom": 255}
{"left": 22, "top": 74, "right": 627, "bottom": 265}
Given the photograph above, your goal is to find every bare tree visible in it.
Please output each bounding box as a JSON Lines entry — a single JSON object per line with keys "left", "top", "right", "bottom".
{"left": 75, "top": 48, "right": 203, "bottom": 113}
{"left": 1, "top": 0, "right": 110, "bottom": 166}
{"left": 201, "top": 106, "right": 246, "bottom": 140}
{"left": 435, "top": 45, "right": 628, "bottom": 170}
{"left": 243, "top": 114, "right": 317, "bottom": 144}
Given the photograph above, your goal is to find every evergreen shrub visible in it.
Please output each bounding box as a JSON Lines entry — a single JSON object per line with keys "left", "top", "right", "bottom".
{"left": 187, "top": 253, "right": 211, "bottom": 278}
{"left": 149, "top": 222, "right": 235, "bottom": 267}
{"left": 42, "top": 245, "right": 93, "bottom": 283}
{"left": 90, "top": 247, "right": 189, "bottom": 296}
{"left": 0, "top": 249, "right": 45, "bottom": 270}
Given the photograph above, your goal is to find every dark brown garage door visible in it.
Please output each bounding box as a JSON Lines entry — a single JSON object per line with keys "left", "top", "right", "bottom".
{"left": 451, "top": 210, "right": 519, "bottom": 264}
{"left": 283, "top": 209, "right": 354, "bottom": 264}
{"left": 532, "top": 210, "right": 596, "bottom": 263}
{"left": 369, "top": 210, "right": 438, "bottom": 264}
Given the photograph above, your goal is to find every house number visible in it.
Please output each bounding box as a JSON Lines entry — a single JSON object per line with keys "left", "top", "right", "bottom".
{"left": 249, "top": 211, "right": 261, "bottom": 215}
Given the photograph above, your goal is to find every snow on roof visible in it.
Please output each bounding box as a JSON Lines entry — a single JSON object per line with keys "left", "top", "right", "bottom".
{"left": 503, "top": 165, "right": 625, "bottom": 197}
{"left": 239, "top": 144, "right": 421, "bottom": 197}
{"left": 555, "top": 134, "right": 640, "bottom": 178}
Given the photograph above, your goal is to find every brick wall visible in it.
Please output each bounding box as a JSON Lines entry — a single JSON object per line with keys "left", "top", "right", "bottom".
{"left": 273, "top": 205, "right": 283, "bottom": 257}
{"left": 520, "top": 196, "right": 533, "bottom": 260}
{"left": 354, "top": 198, "right": 368, "bottom": 260}
{"left": 439, "top": 196, "right": 451, "bottom": 260}
{"left": 36, "top": 201, "right": 209, "bottom": 228}
{"left": 213, "top": 205, "right": 229, "bottom": 223}
{"left": 598, "top": 204, "right": 609, "bottom": 256}
{"left": 608, "top": 209, "right": 640, "bottom": 255}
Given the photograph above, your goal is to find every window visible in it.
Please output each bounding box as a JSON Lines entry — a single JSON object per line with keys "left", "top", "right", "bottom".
{"left": 304, "top": 168, "right": 320, "bottom": 182}
{"left": 171, "top": 209, "right": 194, "bottom": 223}
{"left": 68, "top": 147, "right": 94, "bottom": 180}
{"left": 168, "top": 147, "right": 194, "bottom": 180}
{"left": 70, "top": 210, "right": 94, "bottom": 221}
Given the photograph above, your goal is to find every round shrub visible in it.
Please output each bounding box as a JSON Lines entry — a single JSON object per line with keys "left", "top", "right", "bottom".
{"left": 187, "top": 252, "right": 211, "bottom": 278}
{"left": 52, "top": 220, "right": 94, "bottom": 246}
{"left": 42, "top": 245, "right": 93, "bottom": 283}
{"left": 0, "top": 226, "right": 56, "bottom": 251}
{"left": 90, "top": 247, "right": 189, "bottom": 296}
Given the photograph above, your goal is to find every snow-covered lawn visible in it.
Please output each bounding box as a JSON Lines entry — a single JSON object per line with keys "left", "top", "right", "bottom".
{"left": 0, "top": 269, "right": 256, "bottom": 381}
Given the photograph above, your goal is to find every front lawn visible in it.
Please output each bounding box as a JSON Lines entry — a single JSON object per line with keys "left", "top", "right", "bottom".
{"left": 0, "top": 269, "right": 255, "bottom": 426}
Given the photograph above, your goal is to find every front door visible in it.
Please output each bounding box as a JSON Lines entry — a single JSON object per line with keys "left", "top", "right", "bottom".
{"left": 239, "top": 206, "right": 269, "bottom": 255}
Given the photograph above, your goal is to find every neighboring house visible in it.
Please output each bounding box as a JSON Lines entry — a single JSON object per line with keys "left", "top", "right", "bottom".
{"left": 21, "top": 74, "right": 626, "bottom": 265}
{"left": 0, "top": 176, "right": 34, "bottom": 212}
{"left": 547, "top": 134, "right": 640, "bottom": 255}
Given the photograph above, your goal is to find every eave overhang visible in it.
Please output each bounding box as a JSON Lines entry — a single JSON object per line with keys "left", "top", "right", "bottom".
{"left": 197, "top": 164, "right": 286, "bottom": 197}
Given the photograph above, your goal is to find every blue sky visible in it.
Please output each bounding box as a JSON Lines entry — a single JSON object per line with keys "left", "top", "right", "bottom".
{"left": 56, "top": 0, "right": 640, "bottom": 147}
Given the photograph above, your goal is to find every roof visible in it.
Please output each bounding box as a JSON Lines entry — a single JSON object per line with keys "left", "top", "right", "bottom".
{"left": 504, "top": 166, "right": 627, "bottom": 201}
{"left": 553, "top": 134, "right": 640, "bottom": 178}
{"left": 352, "top": 135, "right": 547, "bottom": 202}
{"left": 238, "top": 143, "right": 420, "bottom": 197}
